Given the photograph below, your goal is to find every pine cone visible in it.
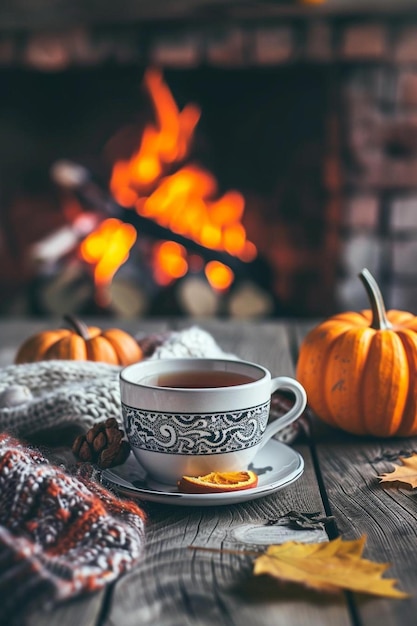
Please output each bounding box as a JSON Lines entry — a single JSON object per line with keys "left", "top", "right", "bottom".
{"left": 72, "top": 418, "right": 131, "bottom": 469}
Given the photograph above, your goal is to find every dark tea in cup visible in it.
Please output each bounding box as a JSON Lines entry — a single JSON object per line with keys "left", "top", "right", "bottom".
{"left": 156, "top": 370, "right": 256, "bottom": 388}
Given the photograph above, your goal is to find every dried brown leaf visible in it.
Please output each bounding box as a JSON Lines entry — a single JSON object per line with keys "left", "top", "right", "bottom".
{"left": 379, "top": 453, "right": 417, "bottom": 489}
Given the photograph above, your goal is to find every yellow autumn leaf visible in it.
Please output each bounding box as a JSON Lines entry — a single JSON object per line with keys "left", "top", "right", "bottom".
{"left": 379, "top": 454, "right": 417, "bottom": 488}
{"left": 253, "top": 536, "right": 407, "bottom": 598}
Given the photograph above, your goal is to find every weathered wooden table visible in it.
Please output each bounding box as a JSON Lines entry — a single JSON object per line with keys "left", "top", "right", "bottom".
{"left": 1, "top": 317, "right": 416, "bottom": 626}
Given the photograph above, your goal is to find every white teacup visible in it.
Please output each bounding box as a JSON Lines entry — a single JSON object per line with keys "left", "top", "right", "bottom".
{"left": 120, "top": 358, "right": 307, "bottom": 485}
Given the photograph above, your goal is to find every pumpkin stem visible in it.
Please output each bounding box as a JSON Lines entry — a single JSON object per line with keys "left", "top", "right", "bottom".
{"left": 358, "top": 268, "right": 392, "bottom": 330}
{"left": 63, "top": 314, "right": 91, "bottom": 340}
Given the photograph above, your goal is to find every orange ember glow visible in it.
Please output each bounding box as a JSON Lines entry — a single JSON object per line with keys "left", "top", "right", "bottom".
{"left": 205, "top": 261, "right": 234, "bottom": 291}
{"left": 84, "top": 68, "right": 256, "bottom": 293}
{"left": 153, "top": 241, "right": 188, "bottom": 286}
{"left": 79, "top": 218, "right": 137, "bottom": 287}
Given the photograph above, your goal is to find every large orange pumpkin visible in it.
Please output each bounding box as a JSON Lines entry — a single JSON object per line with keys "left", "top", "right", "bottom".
{"left": 296, "top": 268, "right": 417, "bottom": 437}
{"left": 15, "top": 315, "right": 143, "bottom": 366}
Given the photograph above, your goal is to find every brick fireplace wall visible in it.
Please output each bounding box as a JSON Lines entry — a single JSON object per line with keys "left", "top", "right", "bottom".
{"left": 1, "top": 4, "right": 417, "bottom": 317}
{"left": 341, "top": 61, "right": 417, "bottom": 312}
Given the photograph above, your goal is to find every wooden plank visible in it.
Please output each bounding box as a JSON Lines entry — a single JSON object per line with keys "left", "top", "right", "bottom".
{"left": 314, "top": 434, "right": 417, "bottom": 625}
{"left": 105, "top": 444, "right": 351, "bottom": 626}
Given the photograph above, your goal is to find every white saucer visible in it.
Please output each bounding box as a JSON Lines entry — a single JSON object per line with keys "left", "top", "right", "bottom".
{"left": 102, "top": 438, "right": 304, "bottom": 506}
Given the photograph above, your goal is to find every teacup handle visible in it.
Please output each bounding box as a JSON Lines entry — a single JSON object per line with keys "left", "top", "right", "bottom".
{"left": 259, "top": 376, "right": 307, "bottom": 449}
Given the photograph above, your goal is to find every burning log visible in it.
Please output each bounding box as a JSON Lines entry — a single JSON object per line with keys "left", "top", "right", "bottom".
{"left": 50, "top": 160, "right": 276, "bottom": 294}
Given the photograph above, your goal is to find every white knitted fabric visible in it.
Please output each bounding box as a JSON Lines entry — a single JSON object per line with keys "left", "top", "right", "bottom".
{"left": 150, "top": 326, "right": 235, "bottom": 360}
{"left": 0, "top": 327, "right": 234, "bottom": 438}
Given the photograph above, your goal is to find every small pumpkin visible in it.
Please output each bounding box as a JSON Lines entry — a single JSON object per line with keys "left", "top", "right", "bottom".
{"left": 296, "top": 268, "right": 417, "bottom": 437}
{"left": 15, "top": 315, "right": 143, "bottom": 366}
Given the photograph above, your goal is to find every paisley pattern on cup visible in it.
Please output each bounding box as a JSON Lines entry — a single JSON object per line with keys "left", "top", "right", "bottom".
{"left": 122, "top": 401, "right": 270, "bottom": 455}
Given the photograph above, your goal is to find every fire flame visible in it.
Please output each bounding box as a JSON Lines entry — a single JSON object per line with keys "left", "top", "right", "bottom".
{"left": 81, "top": 68, "right": 256, "bottom": 295}
{"left": 79, "top": 218, "right": 137, "bottom": 288}
{"left": 111, "top": 69, "right": 201, "bottom": 197}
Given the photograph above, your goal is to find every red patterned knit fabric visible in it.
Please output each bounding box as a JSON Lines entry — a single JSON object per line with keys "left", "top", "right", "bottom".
{"left": 0, "top": 433, "right": 146, "bottom": 624}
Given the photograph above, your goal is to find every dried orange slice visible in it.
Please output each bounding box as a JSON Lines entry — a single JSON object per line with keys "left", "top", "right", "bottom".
{"left": 177, "top": 470, "right": 258, "bottom": 494}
